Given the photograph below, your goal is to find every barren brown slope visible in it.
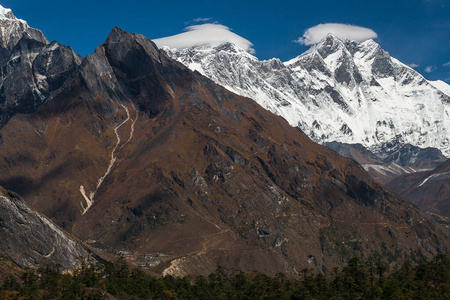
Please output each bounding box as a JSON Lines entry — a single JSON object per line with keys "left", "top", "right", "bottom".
{"left": 0, "top": 28, "right": 448, "bottom": 276}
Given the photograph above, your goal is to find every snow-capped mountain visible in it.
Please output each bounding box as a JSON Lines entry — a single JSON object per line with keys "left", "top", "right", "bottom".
{"left": 0, "top": 5, "right": 47, "bottom": 51}
{"left": 161, "top": 34, "right": 450, "bottom": 157}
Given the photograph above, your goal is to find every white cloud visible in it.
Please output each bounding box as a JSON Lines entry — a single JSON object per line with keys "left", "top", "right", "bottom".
{"left": 408, "top": 63, "right": 420, "bottom": 68}
{"left": 424, "top": 65, "right": 437, "bottom": 73}
{"left": 296, "top": 23, "right": 378, "bottom": 45}
{"left": 153, "top": 23, "right": 255, "bottom": 53}
{"left": 443, "top": 62, "right": 450, "bottom": 67}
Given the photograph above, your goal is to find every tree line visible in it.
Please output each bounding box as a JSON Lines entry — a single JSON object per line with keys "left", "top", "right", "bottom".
{"left": 0, "top": 253, "right": 448, "bottom": 299}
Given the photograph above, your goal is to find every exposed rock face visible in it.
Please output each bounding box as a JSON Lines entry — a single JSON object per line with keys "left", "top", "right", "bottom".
{"left": 0, "top": 5, "right": 81, "bottom": 127}
{"left": 161, "top": 34, "right": 450, "bottom": 157}
{"left": 0, "top": 28, "right": 447, "bottom": 276}
{"left": 387, "top": 159, "right": 450, "bottom": 218}
{"left": 375, "top": 142, "right": 447, "bottom": 170}
{"left": 0, "top": 186, "right": 92, "bottom": 270}
{"left": 0, "top": 38, "right": 82, "bottom": 126}
{"left": 0, "top": 5, "right": 47, "bottom": 52}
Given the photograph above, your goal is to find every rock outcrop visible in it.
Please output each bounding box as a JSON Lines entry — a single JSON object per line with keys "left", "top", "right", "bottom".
{"left": 0, "top": 186, "right": 92, "bottom": 270}
{"left": 0, "top": 5, "right": 81, "bottom": 127}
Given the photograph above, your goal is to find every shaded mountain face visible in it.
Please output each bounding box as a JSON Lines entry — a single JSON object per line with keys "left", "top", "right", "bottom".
{"left": 387, "top": 159, "right": 450, "bottom": 218}
{"left": 0, "top": 27, "right": 448, "bottom": 276}
{"left": 0, "top": 6, "right": 81, "bottom": 127}
{"left": 162, "top": 34, "right": 450, "bottom": 158}
{"left": 326, "top": 141, "right": 447, "bottom": 184}
{"left": 0, "top": 186, "right": 92, "bottom": 271}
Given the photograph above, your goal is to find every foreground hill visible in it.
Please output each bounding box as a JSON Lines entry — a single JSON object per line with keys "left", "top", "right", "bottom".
{"left": 0, "top": 27, "right": 447, "bottom": 276}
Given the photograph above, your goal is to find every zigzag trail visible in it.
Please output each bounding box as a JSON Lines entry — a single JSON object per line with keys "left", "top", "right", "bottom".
{"left": 80, "top": 103, "right": 136, "bottom": 215}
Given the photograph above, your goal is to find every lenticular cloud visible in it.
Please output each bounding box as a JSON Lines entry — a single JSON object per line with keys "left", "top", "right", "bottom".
{"left": 154, "top": 23, "right": 255, "bottom": 54}
{"left": 297, "top": 23, "right": 378, "bottom": 45}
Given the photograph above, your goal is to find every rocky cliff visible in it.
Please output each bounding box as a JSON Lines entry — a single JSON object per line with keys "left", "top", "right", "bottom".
{"left": 0, "top": 4, "right": 81, "bottom": 127}
{"left": 0, "top": 186, "right": 93, "bottom": 271}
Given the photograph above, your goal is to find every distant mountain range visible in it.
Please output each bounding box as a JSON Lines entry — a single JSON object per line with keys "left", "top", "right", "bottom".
{"left": 161, "top": 34, "right": 450, "bottom": 157}
{"left": 0, "top": 5, "right": 448, "bottom": 277}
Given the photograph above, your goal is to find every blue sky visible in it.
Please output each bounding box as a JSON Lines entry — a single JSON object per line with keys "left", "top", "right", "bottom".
{"left": 3, "top": 0, "right": 449, "bottom": 83}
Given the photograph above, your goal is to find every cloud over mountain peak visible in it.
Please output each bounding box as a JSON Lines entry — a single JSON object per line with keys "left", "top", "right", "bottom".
{"left": 296, "top": 23, "right": 378, "bottom": 45}
{"left": 154, "top": 23, "right": 255, "bottom": 54}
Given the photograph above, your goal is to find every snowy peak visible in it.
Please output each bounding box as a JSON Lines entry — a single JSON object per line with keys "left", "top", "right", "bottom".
{"left": 356, "top": 39, "right": 383, "bottom": 57}
{"left": 161, "top": 41, "right": 260, "bottom": 81}
{"left": 287, "top": 34, "right": 382, "bottom": 77}
{"left": 211, "top": 41, "right": 249, "bottom": 54}
{"left": 287, "top": 34, "right": 351, "bottom": 66}
{"left": 0, "top": 5, "right": 47, "bottom": 50}
{"left": 314, "top": 33, "right": 349, "bottom": 58}
{"left": 0, "top": 5, "right": 16, "bottom": 20}
{"left": 164, "top": 41, "right": 252, "bottom": 60}
{"left": 163, "top": 34, "right": 450, "bottom": 157}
